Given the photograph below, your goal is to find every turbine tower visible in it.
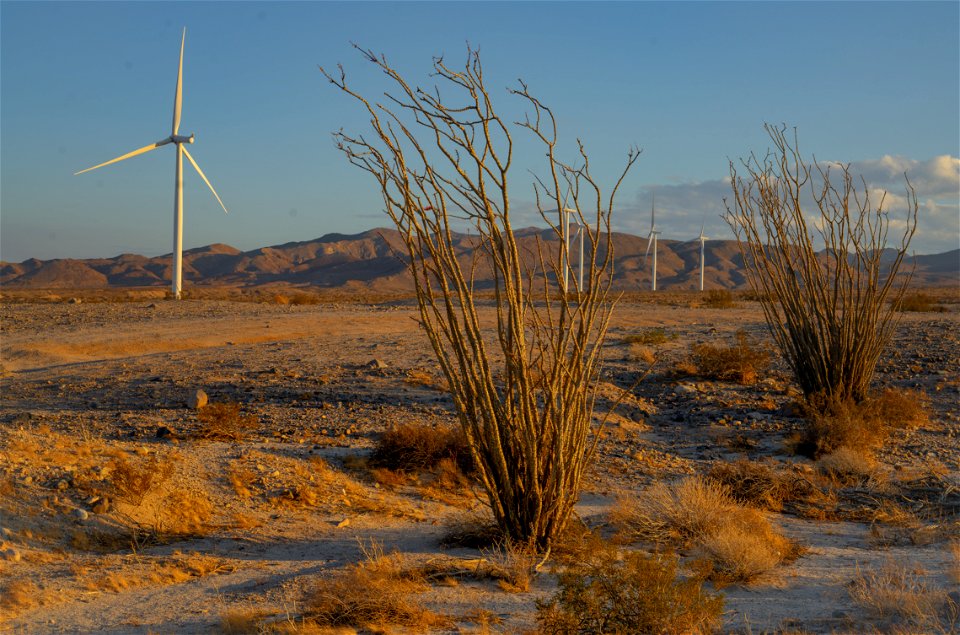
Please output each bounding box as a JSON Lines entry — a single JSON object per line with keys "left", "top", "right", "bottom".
{"left": 697, "top": 221, "right": 708, "bottom": 292}
{"left": 76, "top": 28, "right": 228, "bottom": 300}
{"left": 644, "top": 195, "right": 661, "bottom": 291}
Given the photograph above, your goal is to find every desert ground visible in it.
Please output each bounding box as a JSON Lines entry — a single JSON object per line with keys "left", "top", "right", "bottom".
{"left": 1, "top": 290, "right": 958, "bottom": 634}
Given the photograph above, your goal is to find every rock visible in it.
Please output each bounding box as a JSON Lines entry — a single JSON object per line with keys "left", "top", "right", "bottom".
{"left": 92, "top": 498, "right": 110, "bottom": 514}
{"left": 146, "top": 303, "right": 158, "bottom": 309}
{"left": 336, "top": 518, "right": 351, "bottom": 528}
{"left": 56, "top": 479, "right": 69, "bottom": 491}
{"left": 368, "top": 359, "right": 388, "bottom": 370}
{"left": 156, "top": 425, "right": 175, "bottom": 439}
{"left": 1, "top": 547, "right": 21, "bottom": 562}
{"left": 72, "top": 508, "right": 89, "bottom": 521}
{"left": 187, "top": 389, "right": 208, "bottom": 410}
{"left": 68, "top": 297, "right": 82, "bottom": 304}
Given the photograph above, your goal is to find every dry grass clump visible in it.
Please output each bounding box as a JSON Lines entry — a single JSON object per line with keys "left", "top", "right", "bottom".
{"left": 848, "top": 560, "right": 958, "bottom": 631}
{"left": 219, "top": 608, "right": 269, "bottom": 634}
{"left": 82, "top": 552, "right": 231, "bottom": 594}
{"left": 370, "top": 422, "right": 471, "bottom": 474}
{"left": 304, "top": 542, "right": 448, "bottom": 630}
{"left": 707, "top": 459, "right": 813, "bottom": 512}
{"left": 196, "top": 402, "right": 259, "bottom": 441}
{"left": 623, "top": 328, "right": 675, "bottom": 346}
{"left": 536, "top": 539, "right": 723, "bottom": 634}
{"left": 795, "top": 388, "right": 929, "bottom": 459}
{"left": 894, "top": 291, "right": 947, "bottom": 312}
{"left": 0, "top": 579, "right": 43, "bottom": 616}
{"left": 155, "top": 489, "right": 214, "bottom": 536}
{"left": 109, "top": 455, "right": 175, "bottom": 506}
{"left": 817, "top": 447, "right": 881, "bottom": 486}
{"left": 703, "top": 289, "right": 736, "bottom": 309}
{"left": 613, "top": 476, "right": 799, "bottom": 584}
{"left": 691, "top": 329, "right": 769, "bottom": 384}
{"left": 950, "top": 541, "right": 960, "bottom": 584}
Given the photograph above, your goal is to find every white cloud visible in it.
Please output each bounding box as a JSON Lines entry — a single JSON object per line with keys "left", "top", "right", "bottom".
{"left": 612, "top": 155, "right": 958, "bottom": 254}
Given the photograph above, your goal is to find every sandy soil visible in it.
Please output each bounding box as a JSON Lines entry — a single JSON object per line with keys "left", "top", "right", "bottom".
{"left": 1, "top": 297, "right": 957, "bottom": 633}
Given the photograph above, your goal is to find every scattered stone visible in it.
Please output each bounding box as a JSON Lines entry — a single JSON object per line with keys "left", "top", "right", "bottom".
{"left": 336, "top": 518, "right": 351, "bottom": 528}
{"left": 156, "top": 425, "right": 176, "bottom": 439}
{"left": 368, "top": 359, "right": 388, "bottom": 370}
{"left": 56, "top": 479, "right": 69, "bottom": 491}
{"left": 22, "top": 476, "right": 33, "bottom": 485}
{"left": 1, "top": 547, "right": 21, "bottom": 562}
{"left": 187, "top": 389, "right": 208, "bottom": 410}
{"left": 68, "top": 297, "right": 82, "bottom": 304}
{"left": 72, "top": 508, "right": 89, "bottom": 521}
{"left": 92, "top": 498, "right": 110, "bottom": 514}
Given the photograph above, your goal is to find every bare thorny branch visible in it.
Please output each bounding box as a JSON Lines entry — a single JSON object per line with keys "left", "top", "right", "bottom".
{"left": 321, "top": 46, "right": 640, "bottom": 550}
{"left": 723, "top": 123, "right": 918, "bottom": 404}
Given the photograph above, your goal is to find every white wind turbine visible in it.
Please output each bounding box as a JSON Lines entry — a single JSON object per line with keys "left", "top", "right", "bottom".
{"left": 697, "top": 219, "right": 708, "bottom": 292}
{"left": 75, "top": 27, "right": 228, "bottom": 300}
{"left": 643, "top": 195, "right": 661, "bottom": 291}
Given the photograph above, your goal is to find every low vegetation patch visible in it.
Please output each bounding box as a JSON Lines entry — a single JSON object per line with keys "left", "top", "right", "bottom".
{"left": 848, "top": 559, "right": 959, "bottom": 632}
{"left": 536, "top": 538, "right": 723, "bottom": 634}
{"left": 707, "top": 459, "right": 814, "bottom": 512}
{"left": 196, "top": 402, "right": 258, "bottom": 441}
{"left": 894, "top": 291, "right": 947, "bottom": 312}
{"left": 370, "top": 422, "right": 472, "bottom": 474}
{"left": 623, "top": 328, "right": 675, "bottom": 346}
{"left": 304, "top": 541, "right": 449, "bottom": 630}
{"left": 794, "top": 388, "right": 929, "bottom": 459}
{"left": 691, "top": 329, "right": 769, "bottom": 384}
{"left": 702, "top": 289, "right": 736, "bottom": 309}
{"left": 612, "top": 476, "right": 800, "bottom": 585}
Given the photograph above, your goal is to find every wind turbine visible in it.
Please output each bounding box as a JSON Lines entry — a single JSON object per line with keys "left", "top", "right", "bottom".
{"left": 75, "top": 28, "right": 228, "bottom": 300}
{"left": 643, "top": 195, "right": 661, "bottom": 291}
{"left": 697, "top": 220, "right": 708, "bottom": 292}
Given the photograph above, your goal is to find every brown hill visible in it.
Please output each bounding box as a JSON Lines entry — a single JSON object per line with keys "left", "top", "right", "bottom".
{"left": 1, "top": 229, "right": 956, "bottom": 291}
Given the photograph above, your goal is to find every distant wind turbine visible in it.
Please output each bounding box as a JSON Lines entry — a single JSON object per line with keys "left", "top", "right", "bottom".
{"left": 75, "top": 27, "right": 228, "bottom": 300}
{"left": 644, "top": 195, "right": 661, "bottom": 291}
{"left": 697, "top": 220, "right": 708, "bottom": 292}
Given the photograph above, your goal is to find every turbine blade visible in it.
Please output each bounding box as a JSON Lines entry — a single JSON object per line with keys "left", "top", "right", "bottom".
{"left": 75, "top": 141, "right": 165, "bottom": 175}
{"left": 182, "top": 146, "right": 228, "bottom": 214}
{"left": 650, "top": 194, "right": 656, "bottom": 230}
{"left": 172, "top": 28, "right": 185, "bottom": 135}
{"left": 644, "top": 233, "right": 653, "bottom": 260}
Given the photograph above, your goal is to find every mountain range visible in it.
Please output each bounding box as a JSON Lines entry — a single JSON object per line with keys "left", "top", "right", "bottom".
{"left": 1, "top": 228, "right": 957, "bottom": 291}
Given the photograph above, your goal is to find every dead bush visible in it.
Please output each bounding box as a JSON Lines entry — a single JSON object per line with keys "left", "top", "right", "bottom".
{"left": 707, "top": 459, "right": 812, "bottom": 511}
{"left": 795, "top": 389, "right": 929, "bottom": 458}
{"left": 691, "top": 329, "right": 769, "bottom": 384}
{"left": 370, "top": 422, "right": 472, "bottom": 474}
{"left": 623, "top": 328, "right": 675, "bottom": 346}
{"left": 0, "top": 579, "right": 43, "bottom": 616}
{"left": 109, "top": 455, "right": 175, "bottom": 506}
{"left": 703, "top": 289, "right": 736, "bottom": 308}
{"left": 894, "top": 292, "right": 946, "bottom": 313}
{"left": 848, "top": 559, "right": 958, "bottom": 631}
{"left": 536, "top": 540, "right": 723, "bottom": 634}
{"left": 613, "top": 477, "right": 798, "bottom": 584}
{"left": 304, "top": 541, "right": 448, "bottom": 630}
{"left": 696, "top": 506, "right": 801, "bottom": 585}
{"left": 817, "top": 447, "right": 880, "bottom": 486}
{"left": 156, "top": 489, "right": 213, "bottom": 537}
{"left": 196, "top": 402, "right": 258, "bottom": 441}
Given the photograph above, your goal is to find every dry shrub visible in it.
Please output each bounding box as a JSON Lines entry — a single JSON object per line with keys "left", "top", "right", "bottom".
{"left": 703, "top": 289, "right": 736, "bottom": 309}
{"left": 441, "top": 512, "right": 504, "bottom": 550}
{"left": 691, "top": 329, "right": 769, "bottom": 384}
{"left": 796, "top": 388, "right": 929, "bottom": 459}
{"left": 623, "top": 328, "right": 674, "bottom": 346}
{"left": 304, "top": 542, "right": 448, "bottom": 630}
{"left": 196, "top": 402, "right": 258, "bottom": 441}
{"left": 404, "top": 369, "right": 449, "bottom": 391}
{"left": 612, "top": 477, "right": 735, "bottom": 545}
{"left": 227, "top": 461, "right": 256, "bottom": 498}
{"left": 628, "top": 343, "right": 657, "bottom": 365}
{"left": 895, "top": 292, "right": 946, "bottom": 313}
{"left": 613, "top": 477, "right": 797, "bottom": 584}
{"left": 707, "top": 459, "right": 812, "bottom": 512}
{"left": 0, "top": 579, "right": 43, "bottom": 616}
{"left": 109, "top": 455, "right": 175, "bottom": 506}
{"left": 370, "top": 422, "right": 471, "bottom": 474}
{"left": 157, "top": 489, "right": 213, "bottom": 536}
{"left": 272, "top": 294, "right": 290, "bottom": 305}
{"left": 536, "top": 540, "right": 723, "bottom": 634}
{"left": 848, "top": 560, "right": 958, "bottom": 631}
{"left": 219, "top": 608, "right": 269, "bottom": 634}
{"left": 817, "top": 447, "right": 880, "bottom": 486}
{"left": 696, "top": 507, "right": 801, "bottom": 585}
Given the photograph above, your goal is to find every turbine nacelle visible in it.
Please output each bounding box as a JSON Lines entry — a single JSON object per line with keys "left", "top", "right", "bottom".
{"left": 171, "top": 134, "right": 195, "bottom": 145}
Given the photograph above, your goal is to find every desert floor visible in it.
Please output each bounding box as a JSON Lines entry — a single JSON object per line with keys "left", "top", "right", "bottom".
{"left": 1, "top": 295, "right": 958, "bottom": 634}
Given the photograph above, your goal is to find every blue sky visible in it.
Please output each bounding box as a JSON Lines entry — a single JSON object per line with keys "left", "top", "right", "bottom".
{"left": 2, "top": 1, "right": 958, "bottom": 262}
